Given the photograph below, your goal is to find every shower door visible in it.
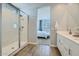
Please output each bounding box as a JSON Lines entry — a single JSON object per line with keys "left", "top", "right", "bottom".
{"left": 2, "top": 4, "right": 19, "bottom": 56}
{"left": 20, "top": 12, "right": 28, "bottom": 47}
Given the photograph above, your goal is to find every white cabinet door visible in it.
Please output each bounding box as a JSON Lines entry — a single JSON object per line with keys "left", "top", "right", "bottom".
{"left": 65, "top": 40, "right": 79, "bottom": 56}
{"left": 57, "top": 33, "right": 79, "bottom": 56}
{"left": 57, "top": 34, "right": 70, "bottom": 56}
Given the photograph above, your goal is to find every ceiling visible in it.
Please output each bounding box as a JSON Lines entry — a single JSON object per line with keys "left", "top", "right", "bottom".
{"left": 23, "top": 3, "right": 52, "bottom": 9}
{"left": 12, "top": 3, "right": 54, "bottom": 9}
{"left": 12, "top": 3, "right": 56, "bottom": 16}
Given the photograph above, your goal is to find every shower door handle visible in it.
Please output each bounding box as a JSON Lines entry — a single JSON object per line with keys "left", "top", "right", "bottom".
{"left": 21, "top": 26, "right": 24, "bottom": 31}
{"left": 22, "top": 26, "right": 24, "bottom": 29}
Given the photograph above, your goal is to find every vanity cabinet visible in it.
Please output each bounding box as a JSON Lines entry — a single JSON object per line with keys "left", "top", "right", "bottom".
{"left": 57, "top": 34, "right": 70, "bottom": 56}
{"left": 57, "top": 32, "right": 79, "bottom": 56}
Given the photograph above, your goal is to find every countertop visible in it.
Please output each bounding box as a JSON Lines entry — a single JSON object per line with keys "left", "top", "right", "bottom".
{"left": 57, "top": 31, "right": 79, "bottom": 45}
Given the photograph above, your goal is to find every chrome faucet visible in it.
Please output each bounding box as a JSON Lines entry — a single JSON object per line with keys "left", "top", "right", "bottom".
{"left": 69, "top": 28, "right": 72, "bottom": 35}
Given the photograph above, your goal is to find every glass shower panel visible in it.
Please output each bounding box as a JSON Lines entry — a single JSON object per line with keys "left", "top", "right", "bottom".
{"left": 20, "top": 12, "right": 28, "bottom": 47}
{"left": 2, "top": 4, "right": 19, "bottom": 56}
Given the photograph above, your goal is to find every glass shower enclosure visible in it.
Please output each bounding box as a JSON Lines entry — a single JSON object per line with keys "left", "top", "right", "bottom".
{"left": 0, "top": 3, "right": 28, "bottom": 56}
{"left": 2, "top": 4, "right": 19, "bottom": 56}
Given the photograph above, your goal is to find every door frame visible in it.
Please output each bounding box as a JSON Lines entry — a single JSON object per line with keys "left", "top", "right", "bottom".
{"left": 36, "top": 6, "right": 51, "bottom": 46}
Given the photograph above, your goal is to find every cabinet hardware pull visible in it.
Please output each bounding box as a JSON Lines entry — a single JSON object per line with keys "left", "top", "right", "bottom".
{"left": 69, "top": 49, "right": 71, "bottom": 55}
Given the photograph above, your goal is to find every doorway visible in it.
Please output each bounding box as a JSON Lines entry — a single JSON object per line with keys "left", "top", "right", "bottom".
{"left": 37, "top": 6, "right": 51, "bottom": 45}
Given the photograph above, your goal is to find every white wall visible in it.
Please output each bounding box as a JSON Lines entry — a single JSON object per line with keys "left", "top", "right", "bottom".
{"left": 50, "top": 6, "right": 57, "bottom": 46}
{"left": 53, "top": 4, "right": 79, "bottom": 31}
{"left": 51, "top": 4, "right": 79, "bottom": 46}
{"left": 28, "top": 16, "right": 37, "bottom": 43}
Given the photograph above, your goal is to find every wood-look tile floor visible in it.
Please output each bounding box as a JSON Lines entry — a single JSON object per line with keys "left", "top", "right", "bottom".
{"left": 15, "top": 44, "right": 61, "bottom": 56}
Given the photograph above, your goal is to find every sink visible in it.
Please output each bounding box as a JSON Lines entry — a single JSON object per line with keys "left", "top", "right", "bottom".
{"left": 72, "top": 32, "right": 79, "bottom": 37}
{"left": 71, "top": 27, "right": 79, "bottom": 37}
{"left": 72, "top": 35, "right": 79, "bottom": 37}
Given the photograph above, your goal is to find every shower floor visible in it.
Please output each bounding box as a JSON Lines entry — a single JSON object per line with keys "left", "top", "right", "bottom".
{"left": 2, "top": 41, "right": 19, "bottom": 56}
{"left": 2, "top": 41, "right": 27, "bottom": 56}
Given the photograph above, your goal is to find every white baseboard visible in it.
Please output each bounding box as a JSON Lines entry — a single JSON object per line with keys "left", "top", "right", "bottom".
{"left": 50, "top": 44, "right": 57, "bottom": 47}
{"left": 28, "top": 42, "right": 37, "bottom": 45}
{"left": 28, "top": 42, "right": 57, "bottom": 48}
